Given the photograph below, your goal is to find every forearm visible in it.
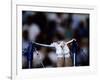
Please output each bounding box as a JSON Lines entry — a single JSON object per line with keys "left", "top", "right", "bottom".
{"left": 32, "top": 42, "right": 55, "bottom": 48}
{"left": 65, "top": 39, "right": 76, "bottom": 44}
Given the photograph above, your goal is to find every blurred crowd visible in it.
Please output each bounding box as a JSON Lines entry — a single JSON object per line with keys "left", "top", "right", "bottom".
{"left": 22, "top": 11, "right": 89, "bottom": 68}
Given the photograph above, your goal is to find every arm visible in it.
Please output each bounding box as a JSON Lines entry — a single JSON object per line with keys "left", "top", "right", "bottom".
{"left": 65, "top": 39, "right": 76, "bottom": 44}
{"left": 32, "top": 42, "right": 55, "bottom": 48}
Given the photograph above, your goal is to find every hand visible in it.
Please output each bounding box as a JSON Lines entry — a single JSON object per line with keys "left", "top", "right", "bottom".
{"left": 72, "top": 38, "right": 76, "bottom": 41}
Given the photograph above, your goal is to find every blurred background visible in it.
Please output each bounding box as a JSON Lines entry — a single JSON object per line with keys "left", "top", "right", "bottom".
{"left": 22, "top": 11, "right": 89, "bottom": 69}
